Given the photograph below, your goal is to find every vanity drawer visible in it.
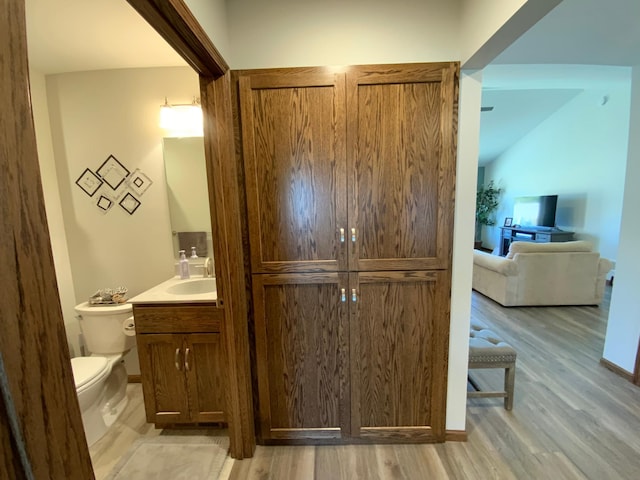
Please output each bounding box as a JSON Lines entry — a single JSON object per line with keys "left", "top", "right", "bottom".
{"left": 133, "top": 304, "right": 222, "bottom": 333}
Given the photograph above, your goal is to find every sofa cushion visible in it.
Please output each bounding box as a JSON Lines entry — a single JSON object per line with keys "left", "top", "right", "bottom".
{"left": 473, "top": 250, "right": 519, "bottom": 275}
{"left": 506, "top": 240, "right": 593, "bottom": 259}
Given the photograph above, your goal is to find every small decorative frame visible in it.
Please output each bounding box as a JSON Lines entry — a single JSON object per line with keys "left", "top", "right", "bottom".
{"left": 97, "top": 154, "right": 130, "bottom": 190}
{"left": 126, "top": 168, "right": 153, "bottom": 196}
{"left": 504, "top": 217, "right": 513, "bottom": 227}
{"left": 75, "top": 168, "right": 103, "bottom": 197}
{"left": 119, "top": 192, "right": 141, "bottom": 215}
{"left": 96, "top": 193, "right": 115, "bottom": 214}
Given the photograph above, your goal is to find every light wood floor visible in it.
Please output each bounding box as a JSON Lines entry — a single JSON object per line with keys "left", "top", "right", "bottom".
{"left": 92, "top": 286, "right": 640, "bottom": 479}
{"left": 230, "top": 286, "right": 640, "bottom": 479}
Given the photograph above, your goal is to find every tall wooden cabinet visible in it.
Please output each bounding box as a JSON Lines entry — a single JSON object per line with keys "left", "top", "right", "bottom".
{"left": 236, "top": 63, "right": 458, "bottom": 444}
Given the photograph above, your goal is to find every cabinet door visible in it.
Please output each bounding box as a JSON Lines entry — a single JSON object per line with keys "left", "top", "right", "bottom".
{"left": 185, "top": 333, "right": 226, "bottom": 423}
{"left": 253, "top": 273, "right": 349, "bottom": 441}
{"left": 239, "top": 71, "right": 347, "bottom": 274}
{"left": 346, "top": 63, "right": 458, "bottom": 271}
{"left": 137, "top": 334, "right": 190, "bottom": 424}
{"left": 350, "top": 271, "right": 450, "bottom": 442}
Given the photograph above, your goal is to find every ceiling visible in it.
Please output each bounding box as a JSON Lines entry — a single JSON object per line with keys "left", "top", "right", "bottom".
{"left": 479, "top": 0, "right": 640, "bottom": 165}
{"left": 25, "top": 0, "right": 186, "bottom": 74}
{"left": 24, "top": 0, "right": 640, "bottom": 165}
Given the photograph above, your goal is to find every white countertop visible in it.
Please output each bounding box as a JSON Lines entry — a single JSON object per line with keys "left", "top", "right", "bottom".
{"left": 129, "top": 276, "right": 217, "bottom": 304}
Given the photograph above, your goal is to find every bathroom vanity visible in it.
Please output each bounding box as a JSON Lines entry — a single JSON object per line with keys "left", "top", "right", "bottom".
{"left": 130, "top": 277, "right": 225, "bottom": 426}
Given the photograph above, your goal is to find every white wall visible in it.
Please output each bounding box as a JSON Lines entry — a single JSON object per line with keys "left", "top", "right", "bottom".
{"left": 460, "top": 0, "right": 562, "bottom": 68}
{"left": 185, "top": 0, "right": 230, "bottom": 61}
{"left": 448, "top": 70, "right": 483, "bottom": 430}
{"left": 42, "top": 67, "right": 200, "bottom": 371}
{"left": 603, "top": 65, "right": 640, "bottom": 373}
{"left": 227, "top": 0, "right": 461, "bottom": 69}
{"left": 483, "top": 81, "right": 632, "bottom": 262}
{"left": 460, "top": 0, "right": 526, "bottom": 64}
{"left": 30, "top": 70, "right": 80, "bottom": 356}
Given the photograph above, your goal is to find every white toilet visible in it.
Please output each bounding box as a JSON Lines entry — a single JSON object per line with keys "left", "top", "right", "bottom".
{"left": 71, "top": 302, "right": 136, "bottom": 446}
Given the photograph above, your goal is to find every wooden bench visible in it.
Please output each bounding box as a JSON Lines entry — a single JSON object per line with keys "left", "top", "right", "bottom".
{"left": 468, "top": 319, "right": 517, "bottom": 410}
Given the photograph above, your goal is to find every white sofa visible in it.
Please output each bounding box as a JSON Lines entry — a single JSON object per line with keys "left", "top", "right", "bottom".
{"left": 472, "top": 240, "right": 613, "bottom": 307}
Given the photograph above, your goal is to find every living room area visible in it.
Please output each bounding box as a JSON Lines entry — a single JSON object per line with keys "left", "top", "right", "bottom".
{"left": 463, "top": 2, "right": 640, "bottom": 476}
{"left": 470, "top": 0, "right": 639, "bottom": 387}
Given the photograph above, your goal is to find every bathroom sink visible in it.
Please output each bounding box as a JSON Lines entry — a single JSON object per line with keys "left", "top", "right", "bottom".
{"left": 166, "top": 278, "right": 216, "bottom": 295}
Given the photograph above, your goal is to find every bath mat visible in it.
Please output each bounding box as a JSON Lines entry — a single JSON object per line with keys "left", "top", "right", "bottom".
{"left": 104, "top": 434, "right": 229, "bottom": 480}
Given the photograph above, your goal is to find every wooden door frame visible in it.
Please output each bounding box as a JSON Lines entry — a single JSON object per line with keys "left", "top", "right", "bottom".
{"left": 126, "top": 0, "right": 255, "bottom": 459}
{"left": 634, "top": 337, "right": 640, "bottom": 386}
{"left": 1, "top": 2, "right": 95, "bottom": 478}
{"left": 1, "top": 5, "right": 254, "bottom": 480}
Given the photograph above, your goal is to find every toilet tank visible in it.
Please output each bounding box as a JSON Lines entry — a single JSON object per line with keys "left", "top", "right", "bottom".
{"left": 75, "top": 302, "right": 136, "bottom": 355}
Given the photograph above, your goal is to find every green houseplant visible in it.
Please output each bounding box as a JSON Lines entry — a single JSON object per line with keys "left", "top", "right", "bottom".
{"left": 475, "top": 180, "right": 502, "bottom": 247}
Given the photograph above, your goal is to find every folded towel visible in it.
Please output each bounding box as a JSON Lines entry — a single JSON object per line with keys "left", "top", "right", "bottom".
{"left": 177, "top": 231, "right": 207, "bottom": 257}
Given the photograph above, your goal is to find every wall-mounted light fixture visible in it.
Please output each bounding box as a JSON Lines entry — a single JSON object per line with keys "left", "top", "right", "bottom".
{"left": 159, "top": 97, "right": 203, "bottom": 137}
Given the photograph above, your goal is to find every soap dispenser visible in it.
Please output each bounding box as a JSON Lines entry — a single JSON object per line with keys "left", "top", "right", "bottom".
{"left": 179, "top": 250, "right": 190, "bottom": 279}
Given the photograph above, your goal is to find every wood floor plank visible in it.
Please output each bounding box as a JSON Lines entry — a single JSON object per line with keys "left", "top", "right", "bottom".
{"left": 92, "top": 286, "right": 640, "bottom": 479}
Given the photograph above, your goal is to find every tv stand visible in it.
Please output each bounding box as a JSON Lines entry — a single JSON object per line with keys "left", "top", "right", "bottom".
{"left": 499, "top": 227, "right": 575, "bottom": 256}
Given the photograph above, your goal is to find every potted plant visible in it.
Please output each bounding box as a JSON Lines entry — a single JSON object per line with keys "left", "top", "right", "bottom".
{"left": 475, "top": 180, "right": 502, "bottom": 249}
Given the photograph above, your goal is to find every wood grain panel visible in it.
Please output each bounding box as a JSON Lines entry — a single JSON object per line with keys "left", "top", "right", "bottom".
{"left": 202, "top": 72, "right": 256, "bottom": 458}
{"left": 0, "top": 2, "right": 95, "bottom": 478}
{"left": 133, "top": 304, "right": 221, "bottom": 333}
{"left": 346, "top": 63, "right": 458, "bottom": 272}
{"left": 136, "top": 334, "right": 189, "bottom": 424}
{"left": 253, "top": 273, "right": 349, "bottom": 440}
{"left": 350, "top": 271, "right": 450, "bottom": 441}
{"left": 187, "top": 334, "right": 226, "bottom": 422}
{"left": 240, "top": 73, "right": 347, "bottom": 273}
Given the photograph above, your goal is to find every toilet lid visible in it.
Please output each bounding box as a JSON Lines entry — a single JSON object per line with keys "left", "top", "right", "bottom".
{"left": 71, "top": 357, "right": 109, "bottom": 389}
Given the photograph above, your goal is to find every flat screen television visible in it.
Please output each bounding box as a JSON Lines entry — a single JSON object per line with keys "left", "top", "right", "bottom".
{"left": 512, "top": 195, "right": 558, "bottom": 228}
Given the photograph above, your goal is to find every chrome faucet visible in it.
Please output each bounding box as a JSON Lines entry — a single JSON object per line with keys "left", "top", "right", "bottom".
{"left": 203, "top": 257, "right": 214, "bottom": 277}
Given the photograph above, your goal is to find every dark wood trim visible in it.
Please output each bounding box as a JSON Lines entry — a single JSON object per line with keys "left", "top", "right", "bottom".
{"left": 0, "top": 2, "right": 94, "bottom": 478}
{"left": 127, "top": 375, "right": 142, "bottom": 383}
{"left": 128, "top": 1, "right": 256, "bottom": 458}
{"left": 445, "top": 430, "right": 468, "bottom": 442}
{"left": 600, "top": 358, "right": 634, "bottom": 382}
{"left": 634, "top": 338, "right": 640, "bottom": 386}
{"left": 126, "top": 0, "right": 228, "bottom": 77}
{"left": 201, "top": 73, "right": 256, "bottom": 458}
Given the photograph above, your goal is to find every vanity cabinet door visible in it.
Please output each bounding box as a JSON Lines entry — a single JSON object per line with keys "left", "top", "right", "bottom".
{"left": 137, "top": 334, "right": 190, "bottom": 424}
{"left": 185, "top": 333, "right": 226, "bottom": 423}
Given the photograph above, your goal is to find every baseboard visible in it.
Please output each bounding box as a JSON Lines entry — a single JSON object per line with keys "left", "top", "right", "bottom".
{"left": 445, "top": 429, "right": 467, "bottom": 442}
{"left": 128, "top": 374, "right": 141, "bottom": 383}
{"left": 600, "top": 358, "right": 633, "bottom": 382}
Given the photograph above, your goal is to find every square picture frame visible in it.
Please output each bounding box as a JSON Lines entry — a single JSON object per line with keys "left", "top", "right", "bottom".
{"left": 75, "top": 168, "right": 103, "bottom": 197}
{"left": 126, "top": 168, "right": 153, "bottom": 196}
{"left": 119, "top": 192, "right": 141, "bottom": 215}
{"left": 504, "top": 217, "right": 513, "bottom": 227}
{"left": 96, "top": 193, "right": 115, "bottom": 214}
{"left": 97, "top": 154, "right": 130, "bottom": 190}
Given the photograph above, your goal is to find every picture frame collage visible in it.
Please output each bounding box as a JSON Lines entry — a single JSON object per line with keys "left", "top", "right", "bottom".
{"left": 75, "top": 154, "right": 152, "bottom": 215}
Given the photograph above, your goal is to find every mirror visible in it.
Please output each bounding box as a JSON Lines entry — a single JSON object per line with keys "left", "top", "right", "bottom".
{"left": 163, "top": 137, "right": 214, "bottom": 262}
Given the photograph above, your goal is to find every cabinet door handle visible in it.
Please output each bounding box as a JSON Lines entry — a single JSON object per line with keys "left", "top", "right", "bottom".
{"left": 351, "top": 228, "right": 356, "bottom": 243}
{"left": 339, "top": 227, "right": 345, "bottom": 243}
{"left": 174, "top": 348, "right": 181, "bottom": 371}
{"left": 184, "top": 348, "right": 191, "bottom": 371}
{"left": 341, "top": 288, "right": 346, "bottom": 302}
{"left": 351, "top": 288, "right": 357, "bottom": 302}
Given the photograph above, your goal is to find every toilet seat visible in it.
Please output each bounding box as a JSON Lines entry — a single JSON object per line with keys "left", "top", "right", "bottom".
{"left": 71, "top": 356, "right": 110, "bottom": 393}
